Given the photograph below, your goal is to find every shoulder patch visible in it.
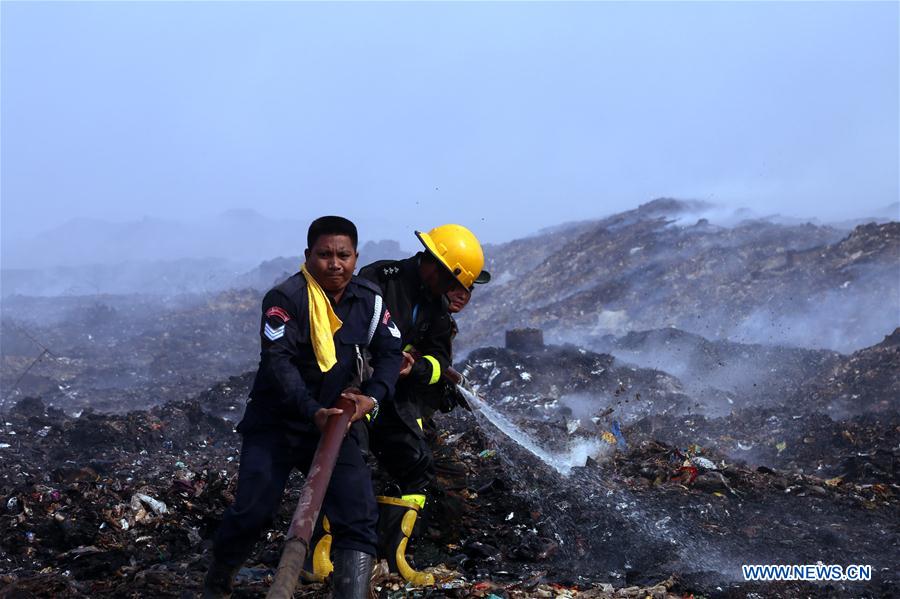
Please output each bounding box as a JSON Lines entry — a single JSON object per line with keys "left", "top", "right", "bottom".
{"left": 359, "top": 260, "right": 401, "bottom": 281}
{"left": 265, "top": 306, "right": 291, "bottom": 323}
{"left": 264, "top": 322, "right": 285, "bottom": 341}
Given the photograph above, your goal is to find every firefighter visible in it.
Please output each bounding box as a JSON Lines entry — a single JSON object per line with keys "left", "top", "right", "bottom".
{"left": 357, "top": 224, "right": 485, "bottom": 585}
{"left": 203, "top": 216, "right": 402, "bottom": 599}
{"left": 431, "top": 270, "right": 491, "bottom": 411}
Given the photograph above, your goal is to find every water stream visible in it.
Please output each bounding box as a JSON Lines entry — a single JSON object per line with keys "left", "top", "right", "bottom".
{"left": 457, "top": 384, "right": 746, "bottom": 579}
{"left": 457, "top": 385, "right": 604, "bottom": 476}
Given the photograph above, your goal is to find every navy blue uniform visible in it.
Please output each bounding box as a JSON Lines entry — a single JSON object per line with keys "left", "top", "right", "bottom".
{"left": 212, "top": 273, "right": 403, "bottom": 565}
{"left": 358, "top": 255, "right": 453, "bottom": 494}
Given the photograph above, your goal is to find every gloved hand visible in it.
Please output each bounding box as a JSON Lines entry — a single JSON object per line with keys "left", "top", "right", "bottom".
{"left": 441, "top": 368, "right": 473, "bottom": 411}
{"left": 450, "top": 380, "right": 472, "bottom": 412}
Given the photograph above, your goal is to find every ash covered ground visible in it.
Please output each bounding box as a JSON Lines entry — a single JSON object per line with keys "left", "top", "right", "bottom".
{"left": 1, "top": 203, "right": 898, "bottom": 598}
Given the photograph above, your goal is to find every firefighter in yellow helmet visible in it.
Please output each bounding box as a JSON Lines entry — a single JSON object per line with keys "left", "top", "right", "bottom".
{"left": 356, "top": 224, "right": 485, "bottom": 585}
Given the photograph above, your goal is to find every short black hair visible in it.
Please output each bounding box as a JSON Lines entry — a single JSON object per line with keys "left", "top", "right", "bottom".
{"left": 307, "top": 216, "right": 358, "bottom": 250}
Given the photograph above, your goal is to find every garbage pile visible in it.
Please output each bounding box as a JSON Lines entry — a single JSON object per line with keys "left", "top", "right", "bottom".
{"left": 1, "top": 393, "right": 691, "bottom": 597}
{"left": 0, "top": 289, "right": 261, "bottom": 415}
{"left": 448, "top": 332, "right": 899, "bottom": 597}
{"left": 625, "top": 328, "right": 900, "bottom": 484}
{"left": 589, "top": 326, "right": 842, "bottom": 409}
{"left": 459, "top": 200, "right": 899, "bottom": 354}
{"left": 1, "top": 326, "right": 898, "bottom": 596}
{"left": 1, "top": 196, "right": 897, "bottom": 596}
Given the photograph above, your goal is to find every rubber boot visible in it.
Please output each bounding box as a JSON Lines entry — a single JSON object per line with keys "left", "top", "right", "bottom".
{"left": 375, "top": 496, "right": 435, "bottom": 586}
{"left": 331, "top": 549, "right": 374, "bottom": 599}
{"left": 202, "top": 559, "right": 240, "bottom": 599}
{"left": 302, "top": 515, "right": 334, "bottom": 582}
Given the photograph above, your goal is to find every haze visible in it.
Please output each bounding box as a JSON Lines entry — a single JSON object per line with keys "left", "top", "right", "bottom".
{"left": 2, "top": 1, "right": 898, "bottom": 257}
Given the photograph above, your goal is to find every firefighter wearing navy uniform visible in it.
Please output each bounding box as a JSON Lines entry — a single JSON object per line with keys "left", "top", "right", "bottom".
{"left": 204, "top": 216, "right": 402, "bottom": 599}
{"left": 357, "top": 224, "right": 485, "bottom": 585}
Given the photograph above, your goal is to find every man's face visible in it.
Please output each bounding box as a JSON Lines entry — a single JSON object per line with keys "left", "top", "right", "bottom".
{"left": 447, "top": 283, "right": 471, "bottom": 314}
{"left": 304, "top": 234, "right": 358, "bottom": 294}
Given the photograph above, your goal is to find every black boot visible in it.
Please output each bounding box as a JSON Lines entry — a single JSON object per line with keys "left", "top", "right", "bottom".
{"left": 202, "top": 559, "right": 240, "bottom": 599}
{"left": 331, "top": 549, "right": 374, "bottom": 599}
{"left": 375, "top": 496, "right": 434, "bottom": 586}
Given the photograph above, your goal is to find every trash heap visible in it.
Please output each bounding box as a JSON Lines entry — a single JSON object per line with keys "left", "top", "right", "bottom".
{"left": 0, "top": 289, "right": 261, "bottom": 415}
{"left": 1, "top": 330, "right": 897, "bottom": 597}
{"left": 444, "top": 331, "right": 899, "bottom": 597}
{"left": 459, "top": 201, "right": 899, "bottom": 354}
{"left": 0, "top": 392, "right": 688, "bottom": 597}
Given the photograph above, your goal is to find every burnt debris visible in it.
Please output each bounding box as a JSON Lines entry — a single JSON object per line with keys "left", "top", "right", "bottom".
{"left": 505, "top": 329, "right": 545, "bottom": 353}
{"left": 1, "top": 328, "right": 897, "bottom": 597}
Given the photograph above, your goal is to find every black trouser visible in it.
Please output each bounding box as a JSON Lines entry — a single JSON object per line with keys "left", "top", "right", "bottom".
{"left": 212, "top": 429, "right": 378, "bottom": 568}
{"left": 370, "top": 399, "right": 435, "bottom": 495}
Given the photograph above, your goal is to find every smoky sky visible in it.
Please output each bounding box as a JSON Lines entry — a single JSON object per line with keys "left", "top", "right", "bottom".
{"left": 1, "top": 1, "right": 898, "bottom": 246}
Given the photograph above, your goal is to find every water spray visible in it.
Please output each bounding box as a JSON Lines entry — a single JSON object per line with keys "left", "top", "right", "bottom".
{"left": 445, "top": 368, "right": 604, "bottom": 476}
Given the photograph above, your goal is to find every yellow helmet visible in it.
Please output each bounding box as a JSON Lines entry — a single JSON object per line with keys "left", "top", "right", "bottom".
{"left": 415, "top": 224, "right": 485, "bottom": 289}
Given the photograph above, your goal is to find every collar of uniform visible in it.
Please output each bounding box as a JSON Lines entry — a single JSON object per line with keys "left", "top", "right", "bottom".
{"left": 339, "top": 280, "right": 362, "bottom": 301}
{"left": 405, "top": 253, "right": 429, "bottom": 295}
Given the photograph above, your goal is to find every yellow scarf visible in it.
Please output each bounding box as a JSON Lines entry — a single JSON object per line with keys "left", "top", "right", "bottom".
{"left": 300, "top": 264, "right": 343, "bottom": 372}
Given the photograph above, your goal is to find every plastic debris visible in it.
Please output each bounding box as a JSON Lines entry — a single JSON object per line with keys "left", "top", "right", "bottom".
{"left": 134, "top": 493, "right": 168, "bottom": 515}
{"left": 610, "top": 420, "right": 627, "bottom": 450}
{"left": 478, "top": 449, "right": 497, "bottom": 459}
{"left": 691, "top": 456, "right": 716, "bottom": 471}
{"left": 674, "top": 465, "right": 699, "bottom": 484}
{"left": 444, "top": 432, "right": 466, "bottom": 445}
{"left": 235, "top": 567, "right": 274, "bottom": 583}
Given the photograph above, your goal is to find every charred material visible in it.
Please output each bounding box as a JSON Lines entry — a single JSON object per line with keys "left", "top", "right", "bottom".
{"left": 505, "top": 328, "right": 545, "bottom": 353}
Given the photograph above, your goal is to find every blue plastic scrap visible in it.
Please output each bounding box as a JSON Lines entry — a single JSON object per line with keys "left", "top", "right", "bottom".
{"left": 611, "top": 420, "right": 627, "bottom": 450}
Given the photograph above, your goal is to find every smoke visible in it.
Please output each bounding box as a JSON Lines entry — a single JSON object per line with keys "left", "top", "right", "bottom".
{"left": 0, "top": 208, "right": 411, "bottom": 298}
{"left": 729, "top": 267, "right": 900, "bottom": 354}
{"left": 664, "top": 203, "right": 756, "bottom": 228}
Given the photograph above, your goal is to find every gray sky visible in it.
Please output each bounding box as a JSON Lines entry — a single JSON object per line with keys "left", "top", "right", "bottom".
{"left": 2, "top": 1, "right": 898, "bottom": 247}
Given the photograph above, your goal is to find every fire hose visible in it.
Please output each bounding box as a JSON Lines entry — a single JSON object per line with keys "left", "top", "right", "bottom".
{"left": 267, "top": 369, "right": 472, "bottom": 597}
{"left": 444, "top": 367, "right": 473, "bottom": 410}
{"left": 266, "top": 394, "right": 355, "bottom": 599}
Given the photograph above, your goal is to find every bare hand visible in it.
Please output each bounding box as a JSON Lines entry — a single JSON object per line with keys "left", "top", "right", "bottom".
{"left": 341, "top": 390, "right": 375, "bottom": 423}
{"left": 313, "top": 407, "right": 343, "bottom": 432}
{"left": 399, "top": 351, "right": 415, "bottom": 378}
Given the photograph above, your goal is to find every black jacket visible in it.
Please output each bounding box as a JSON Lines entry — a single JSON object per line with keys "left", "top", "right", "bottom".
{"left": 358, "top": 254, "right": 453, "bottom": 387}
{"left": 358, "top": 255, "right": 454, "bottom": 437}
{"left": 239, "top": 272, "right": 403, "bottom": 436}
